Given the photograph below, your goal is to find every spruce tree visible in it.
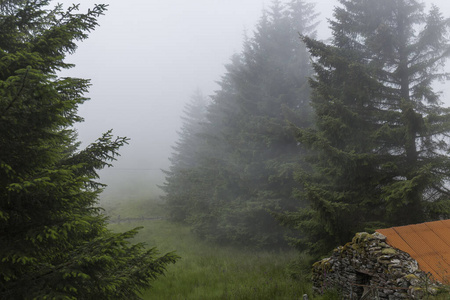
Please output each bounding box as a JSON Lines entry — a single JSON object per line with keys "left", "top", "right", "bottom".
{"left": 163, "top": 0, "right": 317, "bottom": 248}
{"left": 0, "top": 1, "right": 177, "bottom": 298}
{"left": 214, "top": 0, "right": 317, "bottom": 248}
{"left": 289, "top": 0, "right": 450, "bottom": 255}
{"left": 161, "top": 90, "right": 209, "bottom": 222}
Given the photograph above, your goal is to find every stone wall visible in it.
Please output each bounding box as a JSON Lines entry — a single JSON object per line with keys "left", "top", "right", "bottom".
{"left": 311, "top": 232, "right": 442, "bottom": 299}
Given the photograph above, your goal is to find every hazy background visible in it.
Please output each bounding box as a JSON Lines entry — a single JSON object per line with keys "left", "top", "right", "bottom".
{"left": 56, "top": 0, "right": 450, "bottom": 200}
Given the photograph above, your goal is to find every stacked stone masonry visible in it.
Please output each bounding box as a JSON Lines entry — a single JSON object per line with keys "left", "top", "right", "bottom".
{"left": 311, "top": 232, "right": 444, "bottom": 299}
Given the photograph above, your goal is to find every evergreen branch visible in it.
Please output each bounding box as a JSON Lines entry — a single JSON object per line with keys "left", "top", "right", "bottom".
{"left": 2, "top": 66, "right": 29, "bottom": 113}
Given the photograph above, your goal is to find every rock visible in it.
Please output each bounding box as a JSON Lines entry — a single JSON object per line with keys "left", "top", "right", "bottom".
{"left": 372, "top": 232, "right": 386, "bottom": 240}
{"left": 382, "top": 248, "right": 397, "bottom": 255}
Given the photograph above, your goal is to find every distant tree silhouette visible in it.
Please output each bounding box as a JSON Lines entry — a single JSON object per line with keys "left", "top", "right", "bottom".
{"left": 163, "top": 0, "right": 317, "bottom": 249}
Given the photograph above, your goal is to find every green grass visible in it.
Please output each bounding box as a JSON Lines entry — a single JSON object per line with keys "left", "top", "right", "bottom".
{"left": 104, "top": 196, "right": 318, "bottom": 300}
{"left": 102, "top": 195, "right": 450, "bottom": 299}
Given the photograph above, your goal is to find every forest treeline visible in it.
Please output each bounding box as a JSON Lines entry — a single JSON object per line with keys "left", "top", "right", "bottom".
{"left": 162, "top": 0, "right": 317, "bottom": 249}
{"left": 162, "top": 0, "right": 450, "bottom": 256}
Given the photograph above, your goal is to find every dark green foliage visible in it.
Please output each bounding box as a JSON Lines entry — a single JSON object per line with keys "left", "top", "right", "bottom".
{"left": 286, "top": 0, "right": 450, "bottom": 256}
{"left": 163, "top": 0, "right": 317, "bottom": 249}
{"left": 0, "top": 1, "right": 177, "bottom": 298}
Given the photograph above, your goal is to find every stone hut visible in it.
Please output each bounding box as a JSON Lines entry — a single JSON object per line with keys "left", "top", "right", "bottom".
{"left": 312, "top": 220, "right": 450, "bottom": 299}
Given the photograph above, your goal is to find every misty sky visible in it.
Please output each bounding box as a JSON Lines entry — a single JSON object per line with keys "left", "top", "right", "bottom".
{"left": 56, "top": 0, "right": 450, "bottom": 198}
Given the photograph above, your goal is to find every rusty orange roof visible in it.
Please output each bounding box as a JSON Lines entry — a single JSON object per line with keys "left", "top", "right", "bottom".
{"left": 376, "top": 220, "right": 450, "bottom": 283}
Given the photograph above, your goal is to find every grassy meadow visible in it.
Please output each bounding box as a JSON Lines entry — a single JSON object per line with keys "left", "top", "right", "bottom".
{"left": 102, "top": 194, "right": 450, "bottom": 299}
{"left": 102, "top": 195, "right": 337, "bottom": 300}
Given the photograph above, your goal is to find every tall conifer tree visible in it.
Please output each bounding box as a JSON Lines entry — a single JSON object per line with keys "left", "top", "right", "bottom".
{"left": 288, "top": 0, "right": 450, "bottom": 255}
{"left": 161, "top": 90, "right": 209, "bottom": 222}
{"left": 163, "top": 0, "right": 317, "bottom": 248}
{"left": 0, "top": 2, "right": 177, "bottom": 298}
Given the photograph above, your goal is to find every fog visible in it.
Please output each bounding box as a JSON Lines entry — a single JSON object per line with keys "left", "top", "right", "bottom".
{"left": 56, "top": 0, "right": 450, "bottom": 200}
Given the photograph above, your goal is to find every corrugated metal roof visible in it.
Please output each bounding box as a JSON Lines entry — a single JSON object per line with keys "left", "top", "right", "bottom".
{"left": 376, "top": 220, "right": 450, "bottom": 283}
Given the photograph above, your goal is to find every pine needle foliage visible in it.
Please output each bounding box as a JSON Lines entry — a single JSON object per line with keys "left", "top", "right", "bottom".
{"left": 288, "top": 0, "right": 450, "bottom": 256}
{"left": 162, "top": 0, "right": 317, "bottom": 249}
{"left": 0, "top": 1, "right": 177, "bottom": 299}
